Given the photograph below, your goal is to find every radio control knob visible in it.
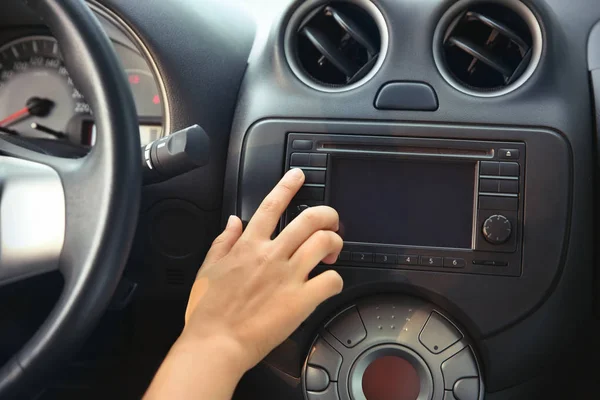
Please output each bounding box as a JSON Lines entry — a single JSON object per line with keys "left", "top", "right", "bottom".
{"left": 482, "top": 215, "right": 512, "bottom": 244}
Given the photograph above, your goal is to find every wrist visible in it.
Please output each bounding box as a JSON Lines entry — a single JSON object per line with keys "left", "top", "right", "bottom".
{"left": 174, "top": 330, "right": 249, "bottom": 379}
{"left": 144, "top": 333, "right": 248, "bottom": 400}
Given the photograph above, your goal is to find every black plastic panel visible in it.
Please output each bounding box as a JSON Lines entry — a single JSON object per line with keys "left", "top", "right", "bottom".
{"left": 374, "top": 82, "right": 439, "bottom": 111}
{"left": 238, "top": 118, "right": 569, "bottom": 338}
{"left": 282, "top": 133, "right": 526, "bottom": 277}
{"left": 225, "top": 0, "right": 597, "bottom": 394}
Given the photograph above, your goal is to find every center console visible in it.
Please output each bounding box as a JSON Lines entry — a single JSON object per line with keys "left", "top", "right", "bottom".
{"left": 303, "top": 296, "right": 483, "bottom": 400}
{"left": 283, "top": 133, "right": 526, "bottom": 277}
{"left": 232, "top": 118, "right": 571, "bottom": 397}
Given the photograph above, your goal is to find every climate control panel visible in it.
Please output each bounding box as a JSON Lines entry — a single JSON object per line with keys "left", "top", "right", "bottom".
{"left": 303, "top": 296, "right": 483, "bottom": 400}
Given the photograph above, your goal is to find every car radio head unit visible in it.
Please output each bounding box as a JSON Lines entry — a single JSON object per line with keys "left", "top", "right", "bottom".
{"left": 283, "top": 133, "right": 525, "bottom": 277}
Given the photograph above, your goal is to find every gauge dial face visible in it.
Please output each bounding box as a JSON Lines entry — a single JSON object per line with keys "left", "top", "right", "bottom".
{"left": 0, "top": 36, "right": 91, "bottom": 139}
{"left": 125, "top": 68, "right": 162, "bottom": 117}
{"left": 0, "top": 35, "right": 165, "bottom": 145}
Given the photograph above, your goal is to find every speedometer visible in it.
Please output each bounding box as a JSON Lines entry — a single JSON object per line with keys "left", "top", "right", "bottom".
{"left": 0, "top": 34, "right": 165, "bottom": 146}
{"left": 0, "top": 36, "right": 91, "bottom": 139}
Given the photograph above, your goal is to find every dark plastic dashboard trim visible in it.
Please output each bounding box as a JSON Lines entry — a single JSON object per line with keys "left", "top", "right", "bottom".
{"left": 236, "top": 117, "right": 573, "bottom": 340}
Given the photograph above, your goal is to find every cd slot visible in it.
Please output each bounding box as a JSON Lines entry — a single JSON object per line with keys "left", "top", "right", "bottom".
{"left": 320, "top": 143, "right": 493, "bottom": 158}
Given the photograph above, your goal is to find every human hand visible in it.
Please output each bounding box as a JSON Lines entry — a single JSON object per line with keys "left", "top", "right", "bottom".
{"left": 181, "top": 168, "right": 343, "bottom": 374}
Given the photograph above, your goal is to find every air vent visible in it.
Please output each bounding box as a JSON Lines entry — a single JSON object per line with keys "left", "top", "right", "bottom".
{"left": 285, "top": 0, "right": 388, "bottom": 92}
{"left": 434, "top": 0, "right": 542, "bottom": 97}
{"left": 165, "top": 267, "right": 185, "bottom": 286}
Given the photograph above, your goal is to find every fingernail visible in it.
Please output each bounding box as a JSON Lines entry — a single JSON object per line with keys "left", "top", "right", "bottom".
{"left": 288, "top": 168, "right": 304, "bottom": 178}
{"left": 226, "top": 215, "right": 235, "bottom": 228}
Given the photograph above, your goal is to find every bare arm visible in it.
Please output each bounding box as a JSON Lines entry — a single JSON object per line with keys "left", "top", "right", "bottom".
{"left": 144, "top": 168, "right": 344, "bottom": 400}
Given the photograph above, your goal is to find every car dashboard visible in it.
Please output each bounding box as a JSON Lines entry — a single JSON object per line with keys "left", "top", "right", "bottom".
{"left": 1, "top": 0, "right": 600, "bottom": 399}
{"left": 0, "top": 1, "right": 168, "bottom": 148}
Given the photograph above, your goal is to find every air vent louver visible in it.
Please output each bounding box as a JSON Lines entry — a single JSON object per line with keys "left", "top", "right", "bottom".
{"left": 287, "top": 0, "right": 387, "bottom": 91}
{"left": 436, "top": 1, "right": 542, "bottom": 96}
{"left": 166, "top": 267, "right": 185, "bottom": 286}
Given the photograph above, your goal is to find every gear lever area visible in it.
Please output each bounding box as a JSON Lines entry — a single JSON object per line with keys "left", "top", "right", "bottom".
{"left": 304, "top": 296, "right": 482, "bottom": 400}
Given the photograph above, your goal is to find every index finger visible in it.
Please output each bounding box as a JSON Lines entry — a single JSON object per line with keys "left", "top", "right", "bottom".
{"left": 244, "top": 168, "right": 305, "bottom": 238}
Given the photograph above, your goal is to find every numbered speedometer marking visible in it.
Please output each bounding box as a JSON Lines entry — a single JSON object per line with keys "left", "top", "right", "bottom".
{"left": 0, "top": 35, "right": 92, "bottom": 140}
{"left": 0, "top": 35, "right": 164, "bottom": 145}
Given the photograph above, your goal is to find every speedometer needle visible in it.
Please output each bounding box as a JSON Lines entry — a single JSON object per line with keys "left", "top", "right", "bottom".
{"left": 31, "top": 122, "right": 67, "bottom": 139}
{"left": 0, "top": 106, "right": 29, "bottom": 126}
{"left": 0, "top": 97, "right": 54, "bottom": 127}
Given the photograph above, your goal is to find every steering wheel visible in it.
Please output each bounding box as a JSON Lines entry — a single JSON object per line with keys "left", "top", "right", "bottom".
{"left": 0, "top": 0, "right": 140, "bottom": 396}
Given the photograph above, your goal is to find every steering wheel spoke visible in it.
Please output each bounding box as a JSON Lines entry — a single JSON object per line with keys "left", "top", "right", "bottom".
{"left": 0, "top": 133, "right": 105, "bottom": 285}
{"left": 0, "top": 134, "right": 82, "bottom": 173}
{"left": 0, "top": 154, "right": 66, "bottom": 285}
{"left": 0, "top": 0, "right": 141, "bottom": 395}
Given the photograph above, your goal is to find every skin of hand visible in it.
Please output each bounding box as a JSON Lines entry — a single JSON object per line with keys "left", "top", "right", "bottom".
{"left": 144, "top": 168, "right": 344, "bottom": 400}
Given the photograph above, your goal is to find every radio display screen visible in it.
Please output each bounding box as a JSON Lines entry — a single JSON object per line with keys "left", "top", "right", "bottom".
{"left": 328, "top": 157, "right": 477, "bottom": 249}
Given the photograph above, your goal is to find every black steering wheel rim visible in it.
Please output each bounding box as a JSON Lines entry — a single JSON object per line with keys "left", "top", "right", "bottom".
{"left": 0, "top": 0, "right": 140, "bottom": 396}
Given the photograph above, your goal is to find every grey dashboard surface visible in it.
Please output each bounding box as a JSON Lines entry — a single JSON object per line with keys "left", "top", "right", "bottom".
{"left": 86, "top": 0, "right": 598, "bottom": 395}
{"left": 1, "top": 0, "right": 599, "bottom": 397}
{"left": 222, "top": 0, "right": 598, "bottom": 394}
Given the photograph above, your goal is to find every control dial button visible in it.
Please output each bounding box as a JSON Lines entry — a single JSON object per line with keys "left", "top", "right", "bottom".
{"left": 482, "top": 215, "right": 512, "bottom": 244}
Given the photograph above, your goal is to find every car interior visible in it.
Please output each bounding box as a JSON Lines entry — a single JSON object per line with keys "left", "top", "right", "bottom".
{"left": 1, "top": 0, "right": 600, "bottom": 399}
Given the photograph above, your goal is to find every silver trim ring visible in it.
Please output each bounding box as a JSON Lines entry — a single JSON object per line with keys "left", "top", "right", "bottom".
{"left": 87, "top": 1, "right": 172, "bottom": 135}
{"left": 284, "top": 0, "right": 389, "bottom": 93}
{"left": 433, "top": 0, "right": 543, "bottom": 98}
{"left": 348, "top": 344, "right": 434, "bottom": 400}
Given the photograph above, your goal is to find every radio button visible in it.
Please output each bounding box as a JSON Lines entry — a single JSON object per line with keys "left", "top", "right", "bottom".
{"left": 297, "top": 187, "right": 325, "bottom": 201}
{"left": 291, "top": 153, "right": 310, "bottom": 166}
{"left": 292, "top": 139, "right": 313, "bottom": 150}
{"left": 453, "top": 378, "right": 480, "bottom": 400}
{"left": 375, "top": 253, "right": 396, "bottom": 264}
{"left": 338, "top": 251, "right": 351, "bottom": 262}
{"left": 444, "top": 258, "right": 466, "bottom": 268}
{"left": 479, "top": 179, "right": 500, "bottom": 193}
{"left": 399, "top": 255, "right": 419, "bottom": 265}
{"left": 441, "top": 347, "right": 479, "bottom": 390}
{"left": 499, "top": 180, "right": 519, "bottom": 194}
{"left": 480, "top": 161, "right": 500, "bottom": 176}
{"left": 286, "top": 204, "right": 308, "bottom": 223}
{"left": 479, "top": 196, "right": 518, "bottom": 211}
{"left": 308, "top": 338, "right": 343, "bottom": 381}
{"left": 499, "top": 149, "right": 520, "bottom": 159}
{"left": 352, "top": 252, "right": 373, "bottom": 263}
{"left": 420, "top": 256, "right": 443, "bottom": 267}
{"left": 304, "top": 170, "right": 326, "bottom": 184}
{"left": 310, "top": 153, "right": 328, "bottom": 167}
{"left": 419, "top": 312, "right": 462, "bottom": 354}
{"left": 499, "top": 162, "right": 519, "bottom": 176}
{"left": 305, "top": 366, "right": 330, "bottom": 392}
{"left": 307, "top": 383, "right": 339, "bottom": 400}
{"left": 326, "top": 306, "right": 366, "bottom": 348}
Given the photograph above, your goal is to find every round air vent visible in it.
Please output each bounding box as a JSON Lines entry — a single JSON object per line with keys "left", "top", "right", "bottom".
{"left": 434, "top": 0, "right": 542, "bottom": 97}
{"left": 285, "top": 0, "right": 388, "bottom": 92}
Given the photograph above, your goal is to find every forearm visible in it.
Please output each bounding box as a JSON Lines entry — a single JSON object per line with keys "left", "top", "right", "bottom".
{"left": 144, "top": 335, "right": 246, "bottom": 400}
{"left": 144, "top": 170, "right": 343, "bottom": 399}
